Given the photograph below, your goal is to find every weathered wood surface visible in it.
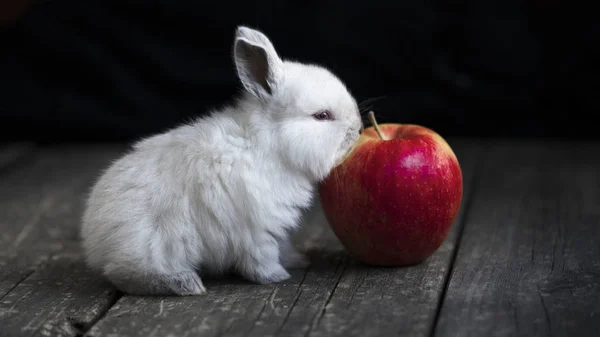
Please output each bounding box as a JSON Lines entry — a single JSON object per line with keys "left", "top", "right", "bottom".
{"left": 83, "top": 139, "right": 481, "bottom": 337}
{"left": 0, "top": 145, "right": 126, "bottom": 337}
{"left": 434, "top": 141, "right": 600, "bottom": 337}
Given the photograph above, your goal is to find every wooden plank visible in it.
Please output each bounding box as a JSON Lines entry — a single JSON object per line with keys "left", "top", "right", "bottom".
{"left": 0, "top": 249, "right": 119, "bottom": 337}
{"left": 434, "top": 140, "right": 600, "bottom": 337}
{"left": 85, "top": 138, "right": 482, "bottom": 337}
{"left": 0, "top": 145, "right": 127, "bottom": 337}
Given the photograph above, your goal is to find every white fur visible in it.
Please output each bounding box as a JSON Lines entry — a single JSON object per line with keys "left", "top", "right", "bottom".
{"left": 80, "top": 26, "right": 363, "bottom": 295}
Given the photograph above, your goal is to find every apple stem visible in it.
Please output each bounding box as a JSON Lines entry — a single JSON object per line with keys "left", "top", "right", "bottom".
{"left": 368, "top": 111, "right": 385, "bottom": 140}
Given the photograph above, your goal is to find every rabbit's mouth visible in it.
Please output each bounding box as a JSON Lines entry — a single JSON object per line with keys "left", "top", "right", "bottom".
{"left": 334, "top": 137, "right": 360, "bottom": 167}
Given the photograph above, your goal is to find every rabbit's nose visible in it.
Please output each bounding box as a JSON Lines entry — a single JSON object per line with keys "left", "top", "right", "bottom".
{"left": 357, "top": 119, "right": 364, "bottom": 134}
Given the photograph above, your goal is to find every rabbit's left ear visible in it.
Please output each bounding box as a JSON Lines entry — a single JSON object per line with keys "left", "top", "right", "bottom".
{"left": 233, "top": 26, "right": 283, "bottom": 102}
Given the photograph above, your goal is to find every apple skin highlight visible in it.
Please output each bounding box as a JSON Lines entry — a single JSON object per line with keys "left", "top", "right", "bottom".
{"left": 319, "top": 124, "right": 463, "bottom": 266}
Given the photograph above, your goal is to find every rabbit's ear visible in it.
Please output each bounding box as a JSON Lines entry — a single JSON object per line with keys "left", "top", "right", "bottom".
{"left": 233, "top": 26, "right": 283, "bottom": 102}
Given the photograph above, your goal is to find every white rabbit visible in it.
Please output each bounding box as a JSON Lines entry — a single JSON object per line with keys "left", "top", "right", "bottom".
{"left": 80, "top": 26, "right": 363, "bottom": 295}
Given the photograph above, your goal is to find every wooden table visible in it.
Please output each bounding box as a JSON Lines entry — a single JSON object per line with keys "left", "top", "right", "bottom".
{"left": 0, "top": 139, "right": 598, "bottom": 337}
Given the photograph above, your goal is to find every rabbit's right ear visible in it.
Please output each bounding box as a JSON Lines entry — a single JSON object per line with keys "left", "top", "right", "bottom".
{"left": 233, "top": 26, "right": 283, "bottom": 102}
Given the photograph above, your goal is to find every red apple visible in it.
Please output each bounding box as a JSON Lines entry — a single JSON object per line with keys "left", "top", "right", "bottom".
{"left": 319, "top": 114, "right": 463, "bottom": 266}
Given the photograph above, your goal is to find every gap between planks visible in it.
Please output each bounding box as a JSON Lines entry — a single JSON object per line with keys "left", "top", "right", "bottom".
{"left": 428, "top": 141, "right": 489, "bottom": 337}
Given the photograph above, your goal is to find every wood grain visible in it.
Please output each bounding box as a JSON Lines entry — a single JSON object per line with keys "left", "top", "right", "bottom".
{"left": 85, "top": 139, "right": 482, "bottom": 337}
{"left": 0, "top": 145, "right": 126, "bottom": 337}
{"left": 0, "top": 250, "right": 118, "bottom": 337}
{"left": 433, "top": 140, "right": 600, "bottom": 337}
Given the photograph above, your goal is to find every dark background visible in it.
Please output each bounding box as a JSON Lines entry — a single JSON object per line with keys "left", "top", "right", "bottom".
{"left": 1, "top": 0, "right": 597, "bottom": 143}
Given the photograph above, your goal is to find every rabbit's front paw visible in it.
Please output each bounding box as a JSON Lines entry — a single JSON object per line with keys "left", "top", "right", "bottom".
{"left": 240, "top": 262, "right": 291, "bottom": 284}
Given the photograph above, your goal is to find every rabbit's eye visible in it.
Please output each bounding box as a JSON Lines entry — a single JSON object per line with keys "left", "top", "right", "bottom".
{"left": 312, "top": 110, "right": 334, "bottom": 121}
